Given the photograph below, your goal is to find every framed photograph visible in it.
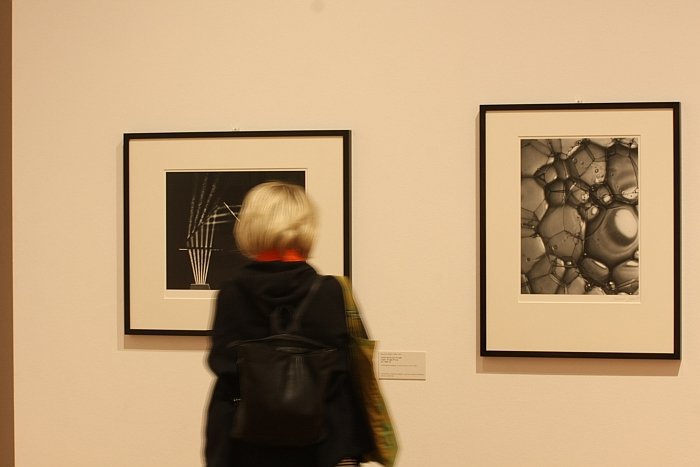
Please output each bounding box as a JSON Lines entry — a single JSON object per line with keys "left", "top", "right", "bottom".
{"left": 479, "top": 103, "right": 680, "bottom": 359}
{"left": 124, "top": 130, "right": 351, "bottom": 335}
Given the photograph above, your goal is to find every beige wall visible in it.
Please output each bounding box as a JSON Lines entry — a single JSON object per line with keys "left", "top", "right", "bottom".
{"left": 1, "top": 0, "right": 13, "bottom": 465}
{"left": 12, "top": 1, "right": 700, "bottom": 466}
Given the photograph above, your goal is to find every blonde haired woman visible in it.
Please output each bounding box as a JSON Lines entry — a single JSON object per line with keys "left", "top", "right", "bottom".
{"left": 205, "top": 182, "right": 372, "bottom": 467}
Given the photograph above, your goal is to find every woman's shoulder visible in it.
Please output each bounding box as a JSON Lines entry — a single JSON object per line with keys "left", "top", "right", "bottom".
{"left": 316, "top": 274, "right": 344, "bottom": 290}
{"left": 315, "top": 274, "right": 349, "bottom": 307}
{"left": 215, "top": 269, "right": 252, "bottom": 304}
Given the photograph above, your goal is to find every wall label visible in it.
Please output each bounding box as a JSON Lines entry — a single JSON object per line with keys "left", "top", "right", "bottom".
{"left": 377, "top": 351, "right": 426, "bottom": 380}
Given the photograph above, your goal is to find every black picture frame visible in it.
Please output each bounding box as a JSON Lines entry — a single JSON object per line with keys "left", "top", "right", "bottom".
{"left": 124, "top": 130, "right": 351, "bottom": 335}
{"left": 480, "top": 102, "right": 680, "bottom": 359}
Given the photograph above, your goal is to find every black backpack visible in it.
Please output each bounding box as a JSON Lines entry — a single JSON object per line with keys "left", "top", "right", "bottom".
{"left": 228, "top": 277, "right": 337, "bottom": 446}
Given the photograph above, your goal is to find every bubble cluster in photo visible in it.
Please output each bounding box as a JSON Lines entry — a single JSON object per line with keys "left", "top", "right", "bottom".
{"left": 521, "top": 138, "right": 639, "bottom": 295}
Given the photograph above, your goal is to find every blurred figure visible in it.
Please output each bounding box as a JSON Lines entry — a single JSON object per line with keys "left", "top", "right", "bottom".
{"left": 205, "top": 181, "right": 372, "bottom": 467}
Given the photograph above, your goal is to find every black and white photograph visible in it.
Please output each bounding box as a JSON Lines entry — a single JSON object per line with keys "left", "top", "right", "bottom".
{"left": 521, "top": 137, "right": 639, "bottom": 296}
{"left": 124, "top": 130, "right": 350, "bottom": 335}
{"left": 165, "top": 170, "right": 305, "bottom": 291}
{"left": 480, "top": 103, "right": 679, "bottom": 358}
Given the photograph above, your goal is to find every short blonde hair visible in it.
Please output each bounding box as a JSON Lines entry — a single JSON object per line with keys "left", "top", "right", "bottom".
{"left": 234, "top": 181, "right": 317, "bottom": 259}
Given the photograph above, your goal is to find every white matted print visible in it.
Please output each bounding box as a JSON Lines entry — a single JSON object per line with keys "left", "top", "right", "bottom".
{"left": 479, "top": 103, "right": 680, "bottom": 358}
{"left": 124, "top": 130, "right": 351, "bottom": 335}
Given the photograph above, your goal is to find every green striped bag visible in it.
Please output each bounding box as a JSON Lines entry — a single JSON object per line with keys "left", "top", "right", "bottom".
{"left": 336, "top": 276, "right": 399, "bottom": 467}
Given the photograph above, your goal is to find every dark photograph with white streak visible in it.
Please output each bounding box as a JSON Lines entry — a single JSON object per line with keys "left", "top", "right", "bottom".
{"left": 165, "top": 170, "right": 305, "bottom": 290}
{"left": 521, "top": 137, "right": 639, "bottom": 295}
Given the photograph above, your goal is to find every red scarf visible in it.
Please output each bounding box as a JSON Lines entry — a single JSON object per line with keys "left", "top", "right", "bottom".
{"left": 255, "top": 249, "right": 306, "bottom": 262}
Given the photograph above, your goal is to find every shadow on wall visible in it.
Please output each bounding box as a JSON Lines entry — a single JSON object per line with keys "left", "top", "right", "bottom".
{"left": 122, "top": 335, "right": 210, "bottom": 352}
{"left": 477, "top": 355, "right": 681, "bottom": 377}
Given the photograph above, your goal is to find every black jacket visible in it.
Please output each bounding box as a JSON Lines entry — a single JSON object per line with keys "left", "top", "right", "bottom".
{"left": 205, "top": 261, "right": 372, "bottom": 467}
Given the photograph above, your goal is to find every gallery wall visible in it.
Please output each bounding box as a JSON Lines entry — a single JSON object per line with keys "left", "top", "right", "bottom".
{"left": 12, "top": 1, "right": 700, "bottom": 466}
{"left": 1, "top": 0, "right": 13, "bottom": 465}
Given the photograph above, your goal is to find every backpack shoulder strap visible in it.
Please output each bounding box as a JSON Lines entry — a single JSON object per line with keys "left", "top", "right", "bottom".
{"left": 280, "top": 276, "right": 323, "bottom": 334}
